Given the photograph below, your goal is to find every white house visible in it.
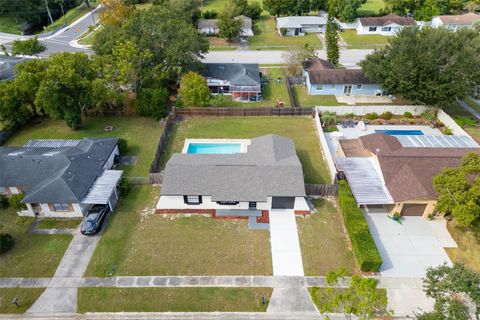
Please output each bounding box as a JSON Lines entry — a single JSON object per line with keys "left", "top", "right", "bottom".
{"left": 0, "top": 138, "right": 122, "bottom": 218}
{"left": 431, "top": 13, "right": 480, "bottom": 31}
{"left": 276, "top": 16, "right": 327, "bottom": 36}
{"left": 197, "top": 15, "right": 254, "bottom": 37}
{"left": 156, "top": 135, "right": 311, "bottom": 229}
{"left": 356, "top": 13, "right": 417, "bottom": 35}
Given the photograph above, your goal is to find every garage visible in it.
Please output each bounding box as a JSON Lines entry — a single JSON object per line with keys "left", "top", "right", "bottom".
{"left": 401, "top": 204, "right": 427, "bottom": 216}
{"left": 271, "top": 197, "right": 295, "bottom": 209}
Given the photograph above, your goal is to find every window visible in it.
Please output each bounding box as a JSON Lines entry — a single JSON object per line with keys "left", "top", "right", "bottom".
{"left": 316, "top": 85, "right": 323, "bottom": 91}
{"left": 52, "top": 203, "right": 71, "bottom": 211}
{"left": 249, "top": 202, "right": 257, "bottom": 209}
{"left": 369, "top": 27, "right": 377, "bottom": 32}
{"left": 381, "top": 26, "right": 392, "bottom": 32}
{"left": 184, "top": 195, "right": 202, "bottom": 205}
{"left": 0, "top": 187, "right": 9, "bottom": 195}
{"left": 217, "top": 201, "right": 239, "bottom": 205}
{"left": 356, "top": 84, "right": 363, "bottom": 89}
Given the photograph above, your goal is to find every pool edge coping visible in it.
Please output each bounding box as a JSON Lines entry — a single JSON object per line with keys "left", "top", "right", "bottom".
{"left": 182, "top": 139, "right": 252, "bottom": 154}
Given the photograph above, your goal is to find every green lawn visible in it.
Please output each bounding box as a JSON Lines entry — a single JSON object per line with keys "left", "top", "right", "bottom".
{"left": 446, "top": 221, "right": 480, "bottom": 274}
{"left": 44, "top": 0, "right": 99, "bottom": 32}
{"left": 0, "top": 288, "right": 45, "bottom": 314}
{"left": 78, "top": 25, "right": 102, "bottom": 46}
{"left": 291, "top": 85, "right": 341, "bottom": 107}
{"left": 339, "top": 30, "right": 390, "bottom": 49}
{"left": 37, "top": 218, "right": 82, "bottom": 230}
{"left": 297, "top": 199, "right": 358, "bottom": 276}
{"left": 0, "top": 208, "right": 72, "bottom": 277}
{"left": 5, "top": 117, "right": 163, "bottom": 177}
{"left": 358, "top": 0, "right": 386, "bottom": 16}
{"left": 78, "top": 288, "right": 272, "bottom": 312}
{"left": 0, "top": 16, "right": 25, "bottom": 34}
{"left": 211, "top": 68, "right": 290, "bottom": 107}
{"left": 86, "top": 186, "right": 272, "bottom": 276}
{"left": 249, "top": 17, "right": 322, "bottom": 49}
{"left": 160, "top": 117, "right": 331, "bottom": 184}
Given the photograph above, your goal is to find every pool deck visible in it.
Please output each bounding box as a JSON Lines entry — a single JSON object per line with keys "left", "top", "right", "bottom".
{"left": 182, "top": 139, "right": 251, "bottom": 154}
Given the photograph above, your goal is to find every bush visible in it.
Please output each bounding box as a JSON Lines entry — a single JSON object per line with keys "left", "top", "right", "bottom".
{"left": 0, "top": 233, "right": 14, "bottom": 254}
{"left": 403, "top": 111, "right": 413, "bottom": 118}
{"left": 454, "top": 117, "right": 477, "bottom": 128}
{"left": 8, "top": 193, "right": 26, "bottom": 210}
{"left": 133, "top": 88, "right": 169, "bottom": 121}
{"left": 202, "top": 10, "right": 217, "bottom": 19}
{"left": 444, "top": 128, "right": 453, "bottom": 135}
{"left": 365, "top": 112, "right": 379, "bottom": 120}
{"left": 338, "top": 181, "right": 382, "bottom": 272}
{"left": 209, "top": 94, "right": 230, "bottom": 107}
{"left": 118, "top": 178, "right": 131, "bottom": 196}
{"left": 118, "top": 138, "right": 128, "bottom": 155}
{"left": 0, "top": 195, "right": 8, "bottom": 209}
{"left": 380, "top": 111, "right": 393, "bottom": 120}
{"left": 421, "top": 107, "right": 438, "bottom": 121}
{"left": 280, "top": 28, "right": 287, "bottom": 36}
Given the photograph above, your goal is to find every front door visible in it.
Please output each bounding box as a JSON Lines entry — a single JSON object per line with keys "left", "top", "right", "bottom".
{"left": 343, "top": 85, "right": 353, "bottom": 95}
{"left": 294, "top": 28, "right": 300, "bottom": 35}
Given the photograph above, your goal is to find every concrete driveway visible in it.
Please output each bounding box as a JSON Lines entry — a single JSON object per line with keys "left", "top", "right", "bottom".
{"left": 364, "top": 210, "right": 457, "bottom": 277}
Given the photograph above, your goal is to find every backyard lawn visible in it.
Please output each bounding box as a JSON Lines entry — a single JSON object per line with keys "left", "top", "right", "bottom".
{"left": 357, "top": 0, "right": 385, "bottom": 16}
{"left": 78, "top": 288, "right": 272, "bottom": 312}
{"left": 160, "top": 117, "right": 331, "bottom": 184}
{"left": 297, "top": 199, "right": 358, "bottom": 276}
{"left": 0, "top": 288, "right": 45, "bottom": 314}
{"left": 291, "top": 85, "right": 341, "bottom": 107}
{"left": 86, "top": 186, "right": 272, "bottom": 276}
{"left": 339, "top": 30, "right": 390, "bottom": 49}
{"left": 446, "top": 221, "right": 480, "bottom": 273}
{"left": 5, "top": 117, "right": 163, "bottom": 177}
{"left": 0, "top": 208, "right": 72, "bottom": 277}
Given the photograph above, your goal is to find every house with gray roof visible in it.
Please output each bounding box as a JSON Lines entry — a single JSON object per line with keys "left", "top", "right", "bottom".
{"left": 197, "top": 15, "right": 254, "bottom": 37}
{"left": 276, "top": 16, "right": 327, "bottom": 36}
{"left": 202, "top": 63, "right": 262, "bottom": 101}
{"left": 356, "top": 14, "right": 416, "bottom": 35}
{"left": 156, "top": 135, "right": 310, "bottom": 228}
{"left": 0, "top": 138, "right": 122, "bottom": 218}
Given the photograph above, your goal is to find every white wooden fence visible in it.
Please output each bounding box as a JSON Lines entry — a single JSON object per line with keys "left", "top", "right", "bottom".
{"left": 316, "top": 105, "right": 428, "bottom": 116}
{"left": 314, "top": 110, "right": 337, "bottom": 182}
{"left": 437, "top": 110, "right": 471, "bottom": 136}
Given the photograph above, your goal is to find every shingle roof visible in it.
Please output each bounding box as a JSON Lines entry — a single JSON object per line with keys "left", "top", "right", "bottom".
{"left": 197, "top": 19, "right": 218, "bottom": 29}
{"left": 304, "top": 58, "right": 336, "bottom": 72}
{"left": 0, "top": 138, "right": 118, "bottom": 203}
{"left": 358, "top": 14, "right": 416, "bottom": 27}
{"left": 161, "top": 135, "right": 306, "bottom": 202}
{"left": 276, "top": 16, "right": 327, "bottom": 29}
{"left": 203, "top": 63, "right": 261, "bottom": 86}
{"left": 437, "top": 13, "right": 480, "bottom": 25}
{"left": 307, "top": 69, "right": 375, "bottom": 85}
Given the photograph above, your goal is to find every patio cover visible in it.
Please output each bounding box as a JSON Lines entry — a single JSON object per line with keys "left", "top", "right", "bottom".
{"left": 336, "top": 157, "right": 394, "bottom": 205}
{"left": 82, "top": 170, "right": 123, "bottom": 205}
{"left": 396, "top": 135, "right": 478, "bottom": 148}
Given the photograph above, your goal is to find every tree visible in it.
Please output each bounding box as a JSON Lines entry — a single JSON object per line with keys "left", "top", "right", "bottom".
{"left": 133, "top": 87, "right": 169, "bottom": 120}
{"left": 263, "top": 0, "right": 326, "bottom": 16}
{"left": 332, "top": 0, "right": 367, "bottom": 22}
{"left": 11, "top": 37, "right": 46, "bottom": 57}
{"left": 312, "top": 268, "right": 391, "bottom": 320}
{"left": 178, "top": 71, "right": 211, "bottom": 107}
{"left": 415, "top": 263, "right": 480, "bottom": 320}
{"left": 218, "top": 4, "right": 243, "bottom": 44}
{"left": 0, "top": 81, "right": 34, "bottom": 129}
{"left": 14, "top": 59, "right": 49, "bottom": 116}
{"left": 326, "top": 0, "right": 340, "bottom": 66}
{"left": 361, "top": 27, "right": 480, "bottom": 107}
{"left": 433, "top": 152, "right": 480, "bottom": 226}
{"left": 282, "top": 43, "right": 317, "bottom": 76}
{"left": 35, "top": 53, "right": 95, "bottom": 129}
{"left": 99, "top": 0, "right": 134, "bottom": 26}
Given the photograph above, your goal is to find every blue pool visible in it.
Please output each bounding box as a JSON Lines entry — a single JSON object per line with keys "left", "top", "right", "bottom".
{"left": 375, "top": 129, "right": 424, "bottom": 136}
{"left": 187, "top": 143, "right": 242, "bottom": 154}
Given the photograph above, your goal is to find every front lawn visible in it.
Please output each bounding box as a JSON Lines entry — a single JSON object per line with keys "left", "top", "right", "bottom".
{"left": 249, "top": 17, "right": 322, "bottom": 50}
{"left": 207, "top": 37, "right": 238, "bottom": 51}
{"left": 78, "top": 288, "right": 272, "bottom": 312}
{"left": 160, "top": 117, "right": 331, "bottom": 184}
{"left": 37, "top": 218, "right": 82, "bottom": 230}
{"left": 446, "top": 221, "right": 480, "bottom": 273}
{"left": 339, "top": 30, "right": 390, "bottom": 49}
{"left": 0, "top": 288, "right": 45, "bottom": 314}
{"left": 297, "top": 199, "right": 358, "bottom": 276}
{"left": 0, "top": 208, "right": 72, "bottom": 277}
{"left": 291, "top": 85, "right": 341, "bottom": 107}
{"left": 5, "top": 117, "right": 163, "bottom": 177}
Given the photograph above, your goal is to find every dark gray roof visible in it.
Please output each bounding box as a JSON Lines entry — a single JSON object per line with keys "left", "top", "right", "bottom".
{"left": 358, "top": 14, "right": 416, "bottom": 27}
{"left": 307, "top": 69, "right": 375, "bottom": 85}
{"left": 0, "top": 138, "right": 118, "bottom": 203}
{"left": 203, "top": 63, "right": 261, "bottom": 86}
{"left": 161, "top": 135, "right": 306, "bottom": 202}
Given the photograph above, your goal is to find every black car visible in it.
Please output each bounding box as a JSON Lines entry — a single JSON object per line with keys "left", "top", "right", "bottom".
{"left": 80, "top": 205, "right": 110, "bottom": 235}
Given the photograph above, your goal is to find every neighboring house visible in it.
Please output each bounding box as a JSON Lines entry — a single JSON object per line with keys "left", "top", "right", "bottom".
{"left": 336, "top": 133, "right": 480, "bottom": 218}
{"left": 431, "top": 13, "right": 480, "bottom": 31}
{"left": 356, "top": 13, "right": 416, "bottom": 35}
{"left": 202, "top": 63, "right": 262, "bottom": 101}
{"left": 0, "top": 138, "right": 122, "bottom": 218}
{"left": 156, "top": 135, "right": 310, "bottom": 228}
{"left": 303, "top": 58, "right": 382, "bottom": 96}
{"left": 276, "top": 16, "right": 327, "bottom": 36}
{"left": 197, "top": 15, "right": 254, "bottom": 37}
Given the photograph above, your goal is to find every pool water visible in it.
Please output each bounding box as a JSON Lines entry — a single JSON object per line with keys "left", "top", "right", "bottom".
{"left": 187, "top": 143, "right": 242, "bottom": 154}
{"left": 375, "top": 129, "right": 424, "bottom": 136}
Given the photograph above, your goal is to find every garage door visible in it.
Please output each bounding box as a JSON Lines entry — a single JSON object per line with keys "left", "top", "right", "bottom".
{"left": 272, "top": 197, "right": 295, "bottom": 209}
{"left": 401, "top": 204, "right": 427, "bottom": 216}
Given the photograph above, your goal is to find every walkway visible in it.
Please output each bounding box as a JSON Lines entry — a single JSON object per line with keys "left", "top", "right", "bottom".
{"left": 457, "top": 99, "right": 480, "bottom": 121}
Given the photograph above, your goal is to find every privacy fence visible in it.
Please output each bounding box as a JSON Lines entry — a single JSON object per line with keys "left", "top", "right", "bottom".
{"left": 173, "top": 107, "right": 314, "bottom": 117}
{"left": 148, "top": 112, "right": 176, "bottom": 184}
{"left": 305, "top": 184, "right": 338, "bottom": 196}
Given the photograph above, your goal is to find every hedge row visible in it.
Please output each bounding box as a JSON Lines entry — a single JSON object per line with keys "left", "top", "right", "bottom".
{"left": 338, "top": 180, "right": 383, "bottom": 272}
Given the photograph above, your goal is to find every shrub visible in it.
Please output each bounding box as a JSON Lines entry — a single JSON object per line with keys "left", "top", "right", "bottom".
{"left": 0, "top": 195, "right": 8, "bottom": 209}
{"left": 118, "top": 138, "right": 128, "bottom": 154}
{"left": 454, "top": 117, "right": 477, "bottom": 128}
{"left": 403, "top": 111, "right": 413, "bottom": 118}
{"left": 133, "top": 88, "right": 169, "bottom": 120}
{"left": 365, "top": 112, "right": 379, "bottom": 120}
{"left": 202, "top": 10, "right": 218, "bottom": 19}
{"left": 8, "top": 193, "right": 26, "bottom": 210}
{"left": 421, "top": 107, "right": 438, "bottom": 121}
{"left": 444, "top": 128, "right": 453, "bottom": 135}
{"left": 0, "top": 233, "right": 14, "bottom": 254}
{"left": 338, "top": 181, "right": 382, "bottom": 272}
{"left": 280, "top": 28, "right": 287, "bottom": 36}
{"left": 321, "top": 111, "right": 338, "bottom": 126}
{"left": 380, "top": 111, "right": 393, "bottom": 120}
{"left": 209, "top": 94, "right": 230, "bottom": 107}
{"left": 118, "top": 178, "right": 131, "bottom": 196}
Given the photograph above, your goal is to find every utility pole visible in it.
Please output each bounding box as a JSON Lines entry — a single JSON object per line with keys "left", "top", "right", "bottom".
{"left": 44, "top": 0, "right": 54, "bottom": 25}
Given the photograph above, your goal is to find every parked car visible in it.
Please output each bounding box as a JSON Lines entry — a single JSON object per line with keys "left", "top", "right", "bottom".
{"left": 80, "top": 205, "right": 110, "bottom": 235}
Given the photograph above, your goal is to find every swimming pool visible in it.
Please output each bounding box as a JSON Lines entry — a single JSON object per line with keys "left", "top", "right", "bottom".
{"left": 375, "top": 129, "right": 424, "bottom": 136}
{"left": 186, "top": 143, "right": 242, "bottom": 154}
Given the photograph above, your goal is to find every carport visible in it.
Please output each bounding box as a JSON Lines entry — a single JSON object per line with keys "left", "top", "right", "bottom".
{"left": 82, "top": 170, "right": 123, "bottom": 213}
